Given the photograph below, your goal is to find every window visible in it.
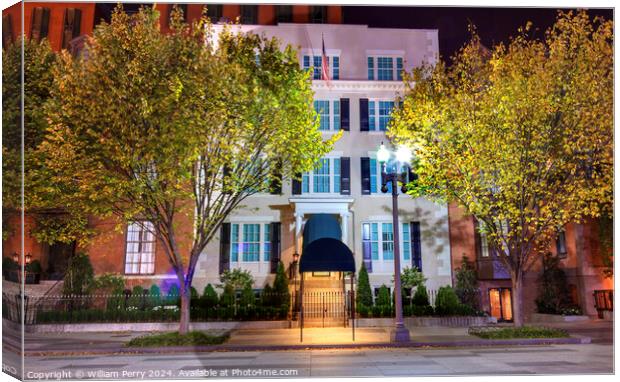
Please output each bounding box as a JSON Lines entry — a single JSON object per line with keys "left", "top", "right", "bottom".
{"left": 240, "top": 5, "right": 258, "bottom": 24}
{"left": 125, "top": 222, "right": 156, "bottom": 274}
{"left": 30, "top": 7, "right": 50, "bottom": 42}
{"left": 367, "top": 157, "right": 397, "bottom": 194}
{"left": 382, "top": 223, "right": 394, "bottom": 260}
{"left": 556, "top": 230, "right": 567, "bottom": 258}
{"left": 402, "top": 223, "right": 411, "bottom": 261}
{"left": 302, "top": 55, "right": 340, "bottom": 80}
{"left": 61, "top": 8, "right": 81, "bottom": 50}
{"left": 479, "top": 230, "right": 490, "bottom": 257}
{"left": 362, "top": 222, "right": 411, "bottom": 262}
{"left": 230, "top": 223, "right": 271, "bottom": 262}
{"left": 301, "top": 157, "right": 341, "bottom": 194}
{"left": 310, "top": 6, "right": 327, "bottom": 23}
{"left": 367, "top": 56, "right": 404, "bottom": 81}
{"left": 275, "top": 5, "right": 292, "bottom": 23}
{"left": 377, "top": 57, "right": 393, "bottom": 80}
{"left": 368, "top": 100, "right": 395, "bottom": 131}
{"left": 313, "top": 158, "right": 330, "bottom": 193}
{"left": 313, "top": 100, "right": 340, "bottom": 131}
{"left": 206, "top": 4, "right": 223, "bottom": 23}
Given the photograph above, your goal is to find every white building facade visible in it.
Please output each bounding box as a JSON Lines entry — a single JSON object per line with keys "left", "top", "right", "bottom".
{"left": 194, "top": 23, "right": 452, "bottom": 296}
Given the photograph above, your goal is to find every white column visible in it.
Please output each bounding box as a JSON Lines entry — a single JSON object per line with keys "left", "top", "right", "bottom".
{"left": 294, "top": 212, "right": 304, "bottom": 254}
{"left": 340, "top": 212, "right": 349, "bottom": 246}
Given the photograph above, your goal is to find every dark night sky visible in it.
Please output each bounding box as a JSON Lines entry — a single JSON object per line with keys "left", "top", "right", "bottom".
{"left": 343, "top": 6, "right": 613, "bottom": 62}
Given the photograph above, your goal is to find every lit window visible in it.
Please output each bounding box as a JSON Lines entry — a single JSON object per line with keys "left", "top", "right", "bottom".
{"left": 301, "top": 157, "right": 341, "bottom": 194}
{"left": 125, "top": 222, "right": 156, "bottom": 274}
{"left": 556, "top": 230, "right": 567, "bottom": 258}
{"left": 368, "top": 100, "right": 395, "bottom": 131}
{"left": 313, "top": 158, "right": 330, "bottom": 193}
{"left": 302, "top": 55, "right": 340, "bottom": 80}
{"left": 367, "top": 56, "right": 404, "bottom": 81}
{"left": 402, "top": 223, "right": 411, "bottom": 260}
{"left": 382, "top": 223, "right": 394, "bottom": 260}
{"left": 230, "top": 223, "right": 271, "bottom": 263}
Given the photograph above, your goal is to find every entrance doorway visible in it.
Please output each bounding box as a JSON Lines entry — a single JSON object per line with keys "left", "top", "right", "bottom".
{"left": 47, "top": 241, "right": 75, "bottom": 280}
{"left": 489, "top": 288, "right": 513, "bottom": 322}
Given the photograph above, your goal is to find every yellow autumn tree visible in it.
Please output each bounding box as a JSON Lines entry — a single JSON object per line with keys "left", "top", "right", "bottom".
{"left": 389, "top": 11, "right": 612, "bottom": 326}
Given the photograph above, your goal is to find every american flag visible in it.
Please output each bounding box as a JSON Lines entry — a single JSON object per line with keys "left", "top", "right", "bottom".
{"left": 321, "top": 34, "right": 330, "bottom": 83}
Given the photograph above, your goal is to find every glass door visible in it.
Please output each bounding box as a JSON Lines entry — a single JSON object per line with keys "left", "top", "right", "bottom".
{"left": 489, "top": 288, "right": 513, "bottom": 322}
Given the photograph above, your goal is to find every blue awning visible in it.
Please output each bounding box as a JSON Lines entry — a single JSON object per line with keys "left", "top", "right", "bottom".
{"left": 299, "top": 214, "right": 355, "bottom": 273}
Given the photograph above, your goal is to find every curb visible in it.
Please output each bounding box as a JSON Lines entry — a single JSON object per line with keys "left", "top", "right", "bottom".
{"left": 13, "top": 336, "right": 590, "bottom": 357}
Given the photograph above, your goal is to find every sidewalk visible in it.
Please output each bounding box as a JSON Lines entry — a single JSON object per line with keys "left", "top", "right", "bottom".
{"left": 4, "top": 321, "right": 594, "bottom": 356}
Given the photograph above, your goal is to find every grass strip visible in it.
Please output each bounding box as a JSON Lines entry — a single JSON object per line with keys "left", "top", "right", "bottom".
{"left": 468, "top": 326, "right": 570, "bottom": 339}
{"left": 126, "top": 331, "right": 229, "bottom": 347}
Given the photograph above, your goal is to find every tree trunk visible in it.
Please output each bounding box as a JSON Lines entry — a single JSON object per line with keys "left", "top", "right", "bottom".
{"left": 179, "top": 286, "right": 190, "bottom": 335}
{"left": 511, "top": 271, "right": 524, "bottom": 327}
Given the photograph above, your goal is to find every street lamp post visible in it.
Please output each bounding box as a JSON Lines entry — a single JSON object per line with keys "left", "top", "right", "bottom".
{"left": 377, "top": 142, "right": 411, "bottom": 343}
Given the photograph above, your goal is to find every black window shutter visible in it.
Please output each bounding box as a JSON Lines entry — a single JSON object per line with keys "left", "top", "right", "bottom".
{"left": 361, "top": 157, "right": 371, "bottom": 195}
{"left": 269, "top": 160, "right": 282, "bottom": 195}
{"left": 219, "top": 223, "right": 231, "bottom": 274}
{"left": 270, "top": 222, "right": 281, "bottom": 273}
{"left": 292, "top": 173, "right": 302, "bottom": 195}
{"left": 340, "top": 157, "right": 351, "bottom": 195}
{"left": 2, "top": 14, "right": 13, "bottom": 48}
{"left": 62, "top": 8, "right": 82, "bottom": 50}
{"left": 340, "top": 98, "right": 350, "bottom": 131}
{"left": 410, "top": 222, "right": 422, "bottom": 271}
{"left": 407, "top": 165, "right": 418, "bottom": 183}
{"left": 359, "top": 98, "right": 369, "bottom": 131}
{"left": 30, "top": 7, "right": 50, "bottom": 42}
{"left": 206, "top": 4, "right": 223, "bottom": 22}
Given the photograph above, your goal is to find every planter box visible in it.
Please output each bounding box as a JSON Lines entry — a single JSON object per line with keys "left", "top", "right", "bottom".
{"left": 530, "top": 313, "right": 590, "bottom": 323}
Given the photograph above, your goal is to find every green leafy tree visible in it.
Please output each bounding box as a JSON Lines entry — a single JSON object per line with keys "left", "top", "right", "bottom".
{"left": 42, "top": 6, "right": 336, "bottom": 333}
{"left": 2, "top": 37, "right": 91, "bottom": 247}
{"left": 389, "top": 12, "right": 612, "bottom": 326}
{"left": 356, "top": 264, "right": 373, "bottom": 309}
{"left": 454, "top": 256, "right": 479, "bottom": 309}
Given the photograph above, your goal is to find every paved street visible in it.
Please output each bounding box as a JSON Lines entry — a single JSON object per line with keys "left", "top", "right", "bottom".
{"left": 2, "top": 342, "right": 613, "bottom": 379}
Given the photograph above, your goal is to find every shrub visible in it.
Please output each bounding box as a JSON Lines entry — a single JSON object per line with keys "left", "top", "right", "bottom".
{"left": 272, "top": 262, "right": 290, "bottom": 311}
{"left": 356, "top": 304, "right": 370, "bottom": 318}
{"left": 375, "top": 285, "right": 391, "bottom": 308}
{"left": 128, "top": 286, "right": 146, "bottom": 310}
{"left": 240, "top": 285, "right": 256, "bottom": 308}
{"left": 454, "top": 256, "right": 479, "bottom": 310}
{"left": 356, "top": 264, "right": 373, "bottom": 309}
{"left": 397, "top": 266, "right": 427, "bottom": 306}
{"left": 219, "top": 284, "right": 235, "bottom": 307}
{"left": 412, "top": 285, "right": 430, "bottom": 307}
{"left": 62, "top": 252, "right": 94, "bottom": 296}
{"left": 2, "top": 256, "right": 19, "bottom": 272}
{"left": 219, "top": 268, "right": 254, "bottom": 291}
{"left": 93, "top": 273, "right": 125, "bottom": 294}
{"left": 260, "top": 284, "right": 273, "bottom": 306}
{"left": 200, "top": 284, "right": 218, "bottom": 309}
{"left": 25, "top": 260, "right": 42, "bottom": 273}
{"left": 166, "top": 284, "right": 180, "bottom": 306}
{"left": 190, "top": 286, "right": 200, "bottom": 307}
{"left": 434, "top": 285, "right": 460, "bottom": 316}
{"left": 147, "top": 284, "right": 161, "bottom": 308}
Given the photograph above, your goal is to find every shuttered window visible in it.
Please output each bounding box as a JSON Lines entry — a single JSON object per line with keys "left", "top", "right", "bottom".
{"left": 206, "top": 4, "right": 223, "bottom": 22}
{"left": 30, "top": 7, "right": 50, "bottom": 42}
{"left": 240, "top": 5, "right": 257, "bottom": 24}
{"left": 301, "top": 157, "right": 341, "bottom": 194}
{"left": 62, "top": 8, "right": 82, "bottom": 50}
{"left": 230, "top": 223, "right": 271, "bottom": 263}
